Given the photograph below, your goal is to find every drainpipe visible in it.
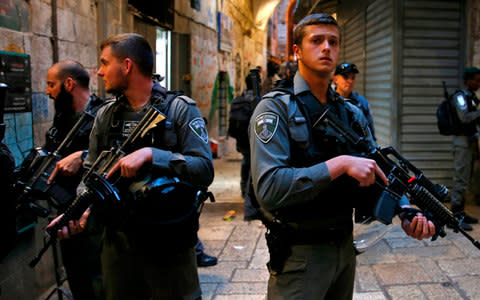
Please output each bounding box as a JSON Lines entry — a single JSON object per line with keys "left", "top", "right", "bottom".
{"left": 51, "top": 0, "right": 58, "bottom": 63}
{"left": 286, "top": 0, "right": 297, "bottom": 59}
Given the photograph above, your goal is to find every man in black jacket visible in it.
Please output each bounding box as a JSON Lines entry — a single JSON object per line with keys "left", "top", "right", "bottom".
{"left": 37, "top": 60, "right": 105, "bottom": 299}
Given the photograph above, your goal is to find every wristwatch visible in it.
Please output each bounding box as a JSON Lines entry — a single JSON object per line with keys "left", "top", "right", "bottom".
{"left": 81, "top": 150, "right": 88, "bottom": 161}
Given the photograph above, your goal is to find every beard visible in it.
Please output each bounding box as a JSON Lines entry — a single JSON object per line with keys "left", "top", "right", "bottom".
{"left": 53, "top": 84, "right": 74, "bottom": 115}
{"left": 53, "top": 84, "right": 76, "bottom": 131}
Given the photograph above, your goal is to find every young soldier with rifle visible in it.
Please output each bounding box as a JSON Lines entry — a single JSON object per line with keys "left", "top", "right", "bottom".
{"left": 249, "top": 14, "right": 435, "bottom": 299}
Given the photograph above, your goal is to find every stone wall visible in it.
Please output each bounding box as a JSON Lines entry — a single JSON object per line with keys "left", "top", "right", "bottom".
{"left": 470, "top": 0, "right": 480, "bottom": 68}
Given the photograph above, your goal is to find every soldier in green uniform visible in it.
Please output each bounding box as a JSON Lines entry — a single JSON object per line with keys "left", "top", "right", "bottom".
{"left": 249, "top": 14, "right": 436, "bottom": 300}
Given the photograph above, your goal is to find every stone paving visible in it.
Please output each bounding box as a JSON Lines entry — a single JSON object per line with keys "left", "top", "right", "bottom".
{"left": 198, "top": 154, "right": 480, "bottom": 300}
{"left": 39, "top": 153, "right": 480, "bottom": 300}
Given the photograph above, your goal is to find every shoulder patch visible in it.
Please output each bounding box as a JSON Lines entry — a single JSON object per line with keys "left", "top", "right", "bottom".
{"left": 455, "top": 93, "right": 467, "bottom": 108}
{"left": 255, "top": 112, "right": 279, "bottom": 144}
{"left": 189, "top": 117, "right": 209, "bottom": 144}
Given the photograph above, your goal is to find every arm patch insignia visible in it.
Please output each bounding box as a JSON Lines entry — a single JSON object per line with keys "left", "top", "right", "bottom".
{"left": 189, "top": 117, "right": 209, "bottom": 144}
{"left": 254, "top": 112, "right": 279, "bottom": 144}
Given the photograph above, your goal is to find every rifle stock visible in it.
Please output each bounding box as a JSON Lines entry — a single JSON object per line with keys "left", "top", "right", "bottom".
{"left": 316, "top": 107, "right": 480, "bottom": 251}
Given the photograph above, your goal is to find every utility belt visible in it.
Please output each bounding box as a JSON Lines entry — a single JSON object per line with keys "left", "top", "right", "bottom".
{"left": 264, "top": 213, "right": 352, "bottom": 274}
{"left": 289, "top": 226, "right": 352, "bottom": 245}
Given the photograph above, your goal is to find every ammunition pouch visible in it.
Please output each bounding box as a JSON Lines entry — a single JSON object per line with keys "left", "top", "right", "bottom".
{"left": 353, "top": 183, "right": 399, "bottom": 225}
{"left": 127, "top": 174, "right": 214, "bottom": 249}
{"left": 131, "top": 175, "right": 207, "bottom": 225}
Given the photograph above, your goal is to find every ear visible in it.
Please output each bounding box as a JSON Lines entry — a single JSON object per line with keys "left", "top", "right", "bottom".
{"left": 64, "top": 77, "right": 74, "bottom": 92}
{"left": 332, "top": 75, "right": 338, "bottom": 84}
{"left": 124, "top": 58, "right": 133, "bottom": 74}
{"left": 293, "top": 44, "right": 301, "bottom": 61}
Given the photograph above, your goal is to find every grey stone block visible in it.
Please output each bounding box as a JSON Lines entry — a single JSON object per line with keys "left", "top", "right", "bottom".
{"left": 30, "top": 36, "right": 52, "bottom": 92}
{"left": 248, "top": 248, "right": 268, "bottom": 269}
{"left": 437, "top": 258, "right": 480, "bottom": 277}
{"left": 419, "top": 283, "right": 463, "bottom": 300}
{"left": 230, "top": 223, "right": 263, "bottom": 241}
{"left": 200, "top": 283, "right": 218, "bottom": 300}
{"left": 220, "top": 238, "right": 257, "bottom": 262}
{"left": 385, "top": 285, "right": 426, "bottom": 300}
{"left": 198, "top": 224, "right": 235, "bottom": 241}
{"left": 32, "top": 93, "right": 51, "bottom": 123}
{"left": 215, "top": 282, "right": 268, "bottom": 295}
{"left": 385, "top": 237, "right": 427, "bottom": 249}
{"left": 57, "top": 9, "right": 76, "bottom": 42}
{"left": 417, "top": 259, "right": 450, "bottom": 282}
{"left": 231, "top": 268, "right": 269, "bottom": 282}
{"left": 373, "top": 263, "right": 433, "bottom": 285}
{"left": 31, "top": 0, "right": 51, "bottom": 36}
{"left": 455, "top": 275, "right": 480, "bottom": 300}
{"left": 392, "top": 245, "right": 466, "bottom": 260}
{"left": 198, "top": 261, "right": 247, "bottom": 283}
{"left": 355, "top": 265, "right": 381, "bottom": 292}
{"left": 356, "top": 240, "right": 398, "bottom": 265}
{"left": 353, "top": 291, "right": 387, "bottom": 300}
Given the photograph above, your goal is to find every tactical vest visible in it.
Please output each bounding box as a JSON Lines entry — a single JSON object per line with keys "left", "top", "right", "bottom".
{"left": 100, "top": 90, "right": 181, "bottom": 155}
{"left": 98, "top": 89, "right": 202, "bottom": 249}
{"left": 267, "top": 87, "right": 372, "bottom": 237}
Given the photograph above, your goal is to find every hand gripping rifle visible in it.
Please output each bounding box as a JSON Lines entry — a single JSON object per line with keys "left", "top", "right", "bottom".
{"left": 29, "top": 106, "right": 166, "bottom": 267}
{"left": 314, "top": 106, "right": 480, "bottom": 251}
{"left": 16, "top": 111, "right": 95, "bottom": 216}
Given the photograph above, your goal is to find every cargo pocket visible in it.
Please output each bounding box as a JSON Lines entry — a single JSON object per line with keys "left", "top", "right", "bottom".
{"left": 268, "top": 249, "right": 307, "bottom": 276}
{"left": 281, "top": 257, "right": 307, "bottom": 274}
{"left": 161, "top": 121, "right": 178, "bottom": 148}
{"left": 288, "top": 117, "right": 309, "bottom": 150}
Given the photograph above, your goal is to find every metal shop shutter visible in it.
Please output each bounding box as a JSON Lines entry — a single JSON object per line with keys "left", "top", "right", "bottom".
{"left": 400, "top": 0, "right": 463, "bottom": 186}
{"left": 341, "top": 11, "right": 366, "bottom": 96}
{"left": 365, "top": 0, "right": 394, "bottom": 147}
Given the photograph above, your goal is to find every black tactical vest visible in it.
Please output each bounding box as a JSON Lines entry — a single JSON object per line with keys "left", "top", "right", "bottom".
{"left": 271, "top": 87, "right": 370, "bottom": 235}
{"left": 100, "top": 88, "right": 180, "bottom": 154}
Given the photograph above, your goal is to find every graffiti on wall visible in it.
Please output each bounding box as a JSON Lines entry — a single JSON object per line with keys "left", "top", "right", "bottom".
{"left": 0, "top": 0, "right": 30, "bottom": 32}
{"left": 191, "top": 34, "right": 217, "bottom": 109}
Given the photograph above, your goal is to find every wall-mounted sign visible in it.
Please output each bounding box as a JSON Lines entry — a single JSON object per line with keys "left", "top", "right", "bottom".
{"left": 218, "top": 12, "right": 233, "bottom": 52}
{"left": 0, "top": 51, "right": 32, "bottom": 112}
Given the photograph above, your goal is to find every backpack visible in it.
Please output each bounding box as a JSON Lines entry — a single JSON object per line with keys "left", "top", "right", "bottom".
{"left": 228, "top": 92, "right": 255, "bottom": 147}
{"left": 436, "top": 85, "right": 463, "bottom": 136}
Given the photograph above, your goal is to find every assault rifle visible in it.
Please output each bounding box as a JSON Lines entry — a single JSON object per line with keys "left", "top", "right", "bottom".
{"left": 29, "top": 106, "right": 167, "bottom": 267}
{"left": 314, "top": 106, "right": 480, "bottom": 250}
{"left": 15, "top": 111, "right": 95, "bottom": 216}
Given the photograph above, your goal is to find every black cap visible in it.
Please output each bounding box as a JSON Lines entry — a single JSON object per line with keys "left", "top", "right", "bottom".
{"left": 334, "top": 63, "right": 359, "bottom": 75}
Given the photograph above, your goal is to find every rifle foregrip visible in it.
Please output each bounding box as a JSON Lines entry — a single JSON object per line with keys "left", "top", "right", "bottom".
{"left": 409, "top": 183, "right": 456, "bottom": 227}
{"left": 46, "top": 190, "right": 94, "bottom": 237}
